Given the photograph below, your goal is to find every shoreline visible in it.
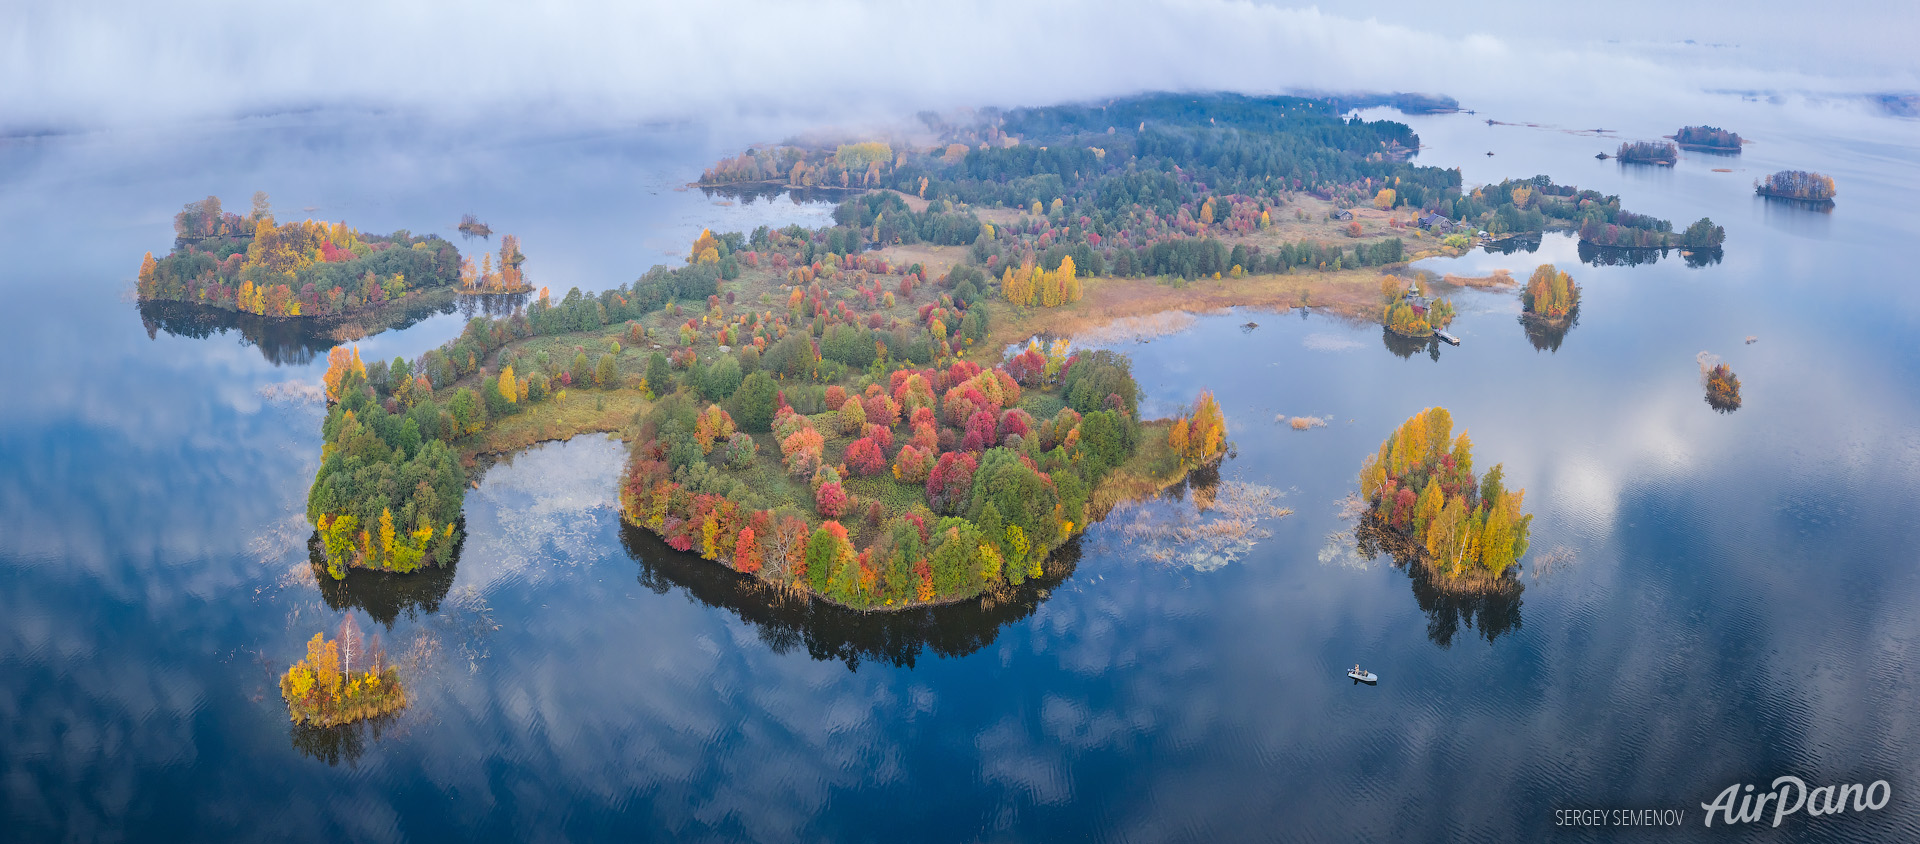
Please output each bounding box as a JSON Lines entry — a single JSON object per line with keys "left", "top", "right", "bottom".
{"left": 1358, "top": 513, "right": 1522, "bottom": 597}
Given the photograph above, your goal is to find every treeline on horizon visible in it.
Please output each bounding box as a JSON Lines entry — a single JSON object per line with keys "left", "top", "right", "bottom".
{"left": 137, "top": 193, "right": 462, "bottom": 318}
{"left": 702, "top": 92, "right": 1720, "bottom": 276}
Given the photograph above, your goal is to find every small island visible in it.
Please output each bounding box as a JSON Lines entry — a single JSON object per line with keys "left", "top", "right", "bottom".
{"left": 279, "top": 630, "right": 406, "bottom": 727}
{"left": 457, "top": 213, "right": 494, "bottom": 239}
{"left": 137, "top": 193, "right": 463, "bottom": 319}
{"left": 1675, "top": 125, "right": 1742, "bottom": 153}
{"left": 1358, "top": 408, "right": 1533, "bottom": 591}
{"left": 1381, "top": 276, "right": 1456, "bottom": 338}
{"left": 1756, "top": 170, "right": 1837, "bottom": 203}
{"left": 1616, "top": 141, "right": 1678, "bottom": 165}
{"left": 459, "top": 234, "right": 535, "bottom": 294}
{"left": 1520, "top": 264, "right": 1579, "bottom": 325}
{"left": 1705, "top": 361, "right": 1742, "bottom": 412}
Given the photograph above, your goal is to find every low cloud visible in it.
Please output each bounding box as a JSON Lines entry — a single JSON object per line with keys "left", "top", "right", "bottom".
{"left": 5, "top": 0, "right": 1912, "bottom": 134}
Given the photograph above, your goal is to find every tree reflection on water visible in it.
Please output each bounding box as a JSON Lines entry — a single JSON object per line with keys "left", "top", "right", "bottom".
{"left": 308, "top": 533, "right": 461, "bottom": 629}
{"left": 136, "top": 293, "right": 459, "bottom": 366}
{"left": 289, "top": 711, "right": 402, "bottom": 767}
{"left": 619, "top": 523, "right": 1075, "bottom": 671}
{"left": 1356, "top": 516, "right": 1524, "bottom": 648}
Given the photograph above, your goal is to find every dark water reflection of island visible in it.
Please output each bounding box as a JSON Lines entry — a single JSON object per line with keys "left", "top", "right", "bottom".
{"left": 1577, "top": 241, "right": 1723, "bottom": 269}
{"left": 1380, "top": 327, "right": 1442, "bottom": 361}
{"left": 309, "top": 536, "right": 460, "bottom": 629}
{"left": 456, "top": 291, "right": 530, "bottom": 320}
{"left": 698, "top": 183, "right": 862, "bottom": 206}
{"left": 620, "top": 523, "right": 1075, "bottom": 670}
{"left": 138, "top": 295, "right": 458, "bottom": 366}
{"left": 1355, "top": 518, "right": 1524, "bottom": 648}
{"left": 1521, "top": 309, "right": 1578, "bottom": 352}
{"left": 289, "top": 712, "right": 402, "bottom": 767}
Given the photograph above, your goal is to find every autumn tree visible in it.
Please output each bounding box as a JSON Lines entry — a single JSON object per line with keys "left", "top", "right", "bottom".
{"left": 596, "top": 353, "right": 618, "bottom": 388}
{"left": 1521, "top": 264, "right": 1579, "bottom": 321}
{"left": 323, "top": 345, "right": 367, "bottom": 402}
{"left": 498, "top": 365, "right": 518, "bottom": 403}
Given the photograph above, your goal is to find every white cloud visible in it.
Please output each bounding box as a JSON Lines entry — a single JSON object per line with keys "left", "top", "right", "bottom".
{"left": 4, "top": 0, "right": 1912, "bottom": 134}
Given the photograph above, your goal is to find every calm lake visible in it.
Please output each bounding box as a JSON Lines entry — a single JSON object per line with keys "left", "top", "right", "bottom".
{"left": 3, "top": 101, "right": 1918, "bottom": 842}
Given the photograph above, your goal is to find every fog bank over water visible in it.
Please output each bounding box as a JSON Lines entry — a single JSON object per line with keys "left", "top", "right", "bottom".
{"left": 4, "top": 0, "right": 1913, "bottom": 134}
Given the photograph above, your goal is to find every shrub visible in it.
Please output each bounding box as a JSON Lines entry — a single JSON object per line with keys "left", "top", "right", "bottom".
{"left": 815, "top": 481, "right": 849, "bottom": 517}
{"left": 845, "top": 438, "right": 886, "bottom": 476}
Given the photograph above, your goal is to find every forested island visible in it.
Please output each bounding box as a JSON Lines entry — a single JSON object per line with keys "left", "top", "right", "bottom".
{"left": 279, "top": 626, "right": 406, "bottom": 727}
{"left": 1675, "top": 126, "right": 1742, "bottom": 152}
{"left": 459, "top": 234, "right": 534, "bottom": 294}
{"left": 1358, "top": 409, "right": 1532, "bottom": 590}
{"left": 137, "top": 194, "right": 463, "bottom": 319}
{"left": 1520, "top": 264, "right": 1579, "bottom": 325}
{"left": 1381, "top": 276, "right": 1455, "bottom": 338}
{"left": 1756, "top": 170, "right": 1837, "bottom": 202}
{"left": 1704, "top": 360, "right": 1742, "bottom": 412}
{"left": 1616, "top": 141, "right": 1678, "bottom": 165}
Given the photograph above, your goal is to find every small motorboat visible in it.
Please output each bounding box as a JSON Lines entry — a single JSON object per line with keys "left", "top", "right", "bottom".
{"left": 1347, "top": 665, "right": 1378, "bottom": 683}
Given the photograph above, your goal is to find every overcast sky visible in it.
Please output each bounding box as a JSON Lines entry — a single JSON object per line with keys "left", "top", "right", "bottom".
{"left": 3, "top": 0, "right": 1914, "bottom": 133}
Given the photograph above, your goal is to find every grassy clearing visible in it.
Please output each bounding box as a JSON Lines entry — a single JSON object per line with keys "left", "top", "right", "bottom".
{"left": 1088, "top": 420, "right": 1189, "bottom": 519}
{"left": 458, "top": 387, "right": 650, "bottom": 461}
{"left": 980, "top": 266, "right": 1390, "bottom": 360}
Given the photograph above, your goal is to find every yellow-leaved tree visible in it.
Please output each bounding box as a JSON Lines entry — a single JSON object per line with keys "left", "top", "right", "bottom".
{"left": 499, "top": 365, "right": 518, "bottom": 403}
{"left": 322, "top": 345, "right": 366, "bottom": 402}
{"left": 690, "top": 229, "right": 721, "bottom": 264}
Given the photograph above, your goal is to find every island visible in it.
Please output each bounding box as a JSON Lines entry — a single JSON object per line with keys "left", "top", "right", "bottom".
{"left": 1381, "top": 276, "right": 1456, "bottom": 338}
{"left": 1705, "top": 361, "right": 1742, "bottom": 412}
{"left": 1357, "top": 408, "right": 1532, "bottom": 591}
{"left": 1675, "top": 125, "right": 1742, "bottom": 153}
{"left": 137, "top": 193, "right": 463, "bottom": 319}
{"left": 1616, "top": 141, "right": 1678, "bottom": 165}
{"left": 1520, "top": 264, "right": 1579, "bottom": 325}
{"left": 279, "top": 629, "right": 406, "bottom": 727}
{"left": 1434, "top": 176, "right": 1722, "bottom": 252}
{"left": 1756, "top": 170, "right": 1837, "bottom": 203}
{"left": 457, "top": 213, "right": 494, "bottom": 239}
{"left": 458, "top": 234, "right": 535, "bottom": 294}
